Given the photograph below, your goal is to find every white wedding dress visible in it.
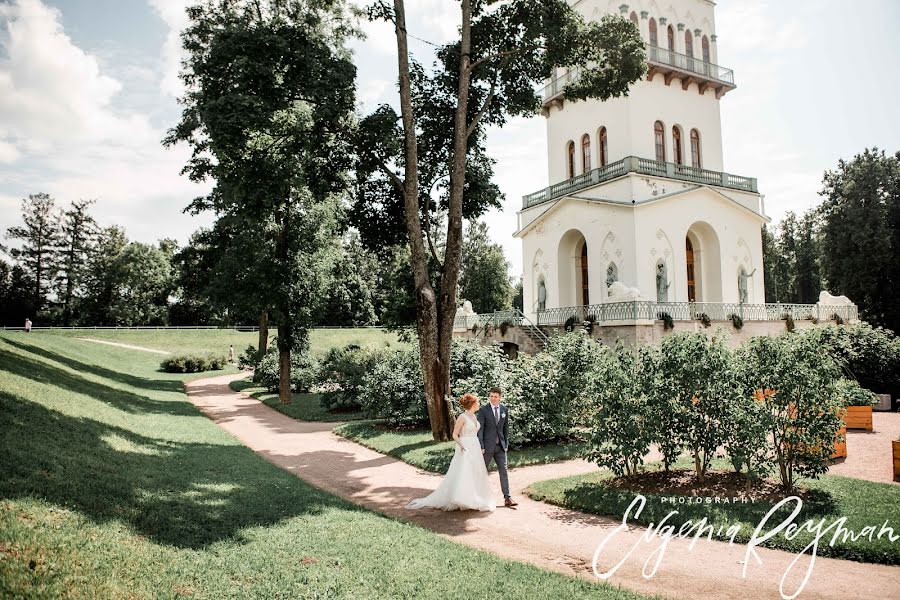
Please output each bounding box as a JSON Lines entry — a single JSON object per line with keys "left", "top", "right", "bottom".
{"left": 407, "top": 413, "right": 496, "bottom": 512}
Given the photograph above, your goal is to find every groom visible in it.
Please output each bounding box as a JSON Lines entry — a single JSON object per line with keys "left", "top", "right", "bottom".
{"left": 477, "top": 387, "right": 518, "bottom": 508}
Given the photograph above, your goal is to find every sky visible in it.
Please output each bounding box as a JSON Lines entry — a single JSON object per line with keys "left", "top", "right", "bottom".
{"left": 1, "top": 0, "right": 899, "bottom": 280}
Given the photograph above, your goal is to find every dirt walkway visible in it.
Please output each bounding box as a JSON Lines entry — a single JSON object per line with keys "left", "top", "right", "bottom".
{"left": 76, "top": 338, "right": 171, "bottom": 355}
{"left": 186, "top": 374, "right": 900, "bottom": 600}
{"left": 829, "top": 412, "right": 900, "bottom": 484}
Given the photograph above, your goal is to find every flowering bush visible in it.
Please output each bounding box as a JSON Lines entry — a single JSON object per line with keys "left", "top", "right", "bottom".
{"left": 734, "top": 332, "right": 843, "bottom": 492}
{"left": 585, "top": 343, "right": 655, "bottom": 477}
{"left": 652, "top": 332, "right": 735, "bottom": 482}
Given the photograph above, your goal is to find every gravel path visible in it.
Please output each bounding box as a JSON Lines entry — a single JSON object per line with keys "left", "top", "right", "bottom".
{"left": 75, "top": 337, "right": 172, "bottom": 355}
{"left": 185, "top": 373, "right": 900, "bottom": 600}
{"left": 829, "top": 412, "right": 900, "bottom": 484}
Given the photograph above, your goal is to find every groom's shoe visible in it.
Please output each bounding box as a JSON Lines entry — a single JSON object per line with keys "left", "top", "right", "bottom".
{"left": 504, "top": 497, "right": 518, "bottom": 507}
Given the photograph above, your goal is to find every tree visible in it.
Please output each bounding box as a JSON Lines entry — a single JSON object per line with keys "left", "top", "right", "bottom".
{"left": 357, "top": 1, "right": 646, "bottom": 439}
{"left": 107, "top": 242, "right": 174, "bottom": 325}
{"left": 761, "top": 224, "right": 779, "bottom": 303}
{"left": 55, "top": 199, "right": 98, "bottom": 325}
{"left": 319, "top": 233, "right": 378, "bottom": 326}
{"left": 5, "top": 193, "right": 59, "bottom": 320}
{"left": 0, "top": 263, "right": 34, "bottom": 327}
{"left": 819, "top": 148, "right": 900, "bottom": 332}
{"left": 459, "top": 220, "right": 514, "bottom": 313}
{"left": 166, "top": 0, "right": 356, "bottom": 404}
{"left": 80, "top": 226, "right": 129, "bottom": 325}
{"left": 795, "top": 210, "right": 822, "bottom": 304}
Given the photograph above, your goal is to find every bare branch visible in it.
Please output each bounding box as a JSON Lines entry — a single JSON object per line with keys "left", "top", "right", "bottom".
{"left": 466, "top": 77, "right": 496, "bottom": 137}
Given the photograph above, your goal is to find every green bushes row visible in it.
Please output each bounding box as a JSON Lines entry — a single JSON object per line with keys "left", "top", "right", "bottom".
{"left": 160, "top": 353, "right": 227, "bottom": 373}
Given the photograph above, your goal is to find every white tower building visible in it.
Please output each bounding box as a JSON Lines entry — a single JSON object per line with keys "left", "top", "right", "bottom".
{"left": 517, "top": 0, "right": 768, "bottom": 325}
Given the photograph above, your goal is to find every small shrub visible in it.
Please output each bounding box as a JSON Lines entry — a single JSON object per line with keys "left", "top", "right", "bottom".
{"left": 359, "top": 347, "right": 427, "bottom": 426}
{"left": 238, "top": 345, "right": 264, "bottom": 371}
{"left": 811, "top": 316, "right": 819, "bottom": 324}
{"left": 499, "top": 320, "right": 513, "bottom": 336}
{"left": 657, "top": 311, "right": 674, "bottom": 330}
{"left": 564, "top": 315, "right": 577, "bottom": 332}
{"left": 729, "top": 313, "right": 744, "bottom": 330}
{"left": 832, "top": 313, "right": 845, "bottom": 325}
{"left": 160, "top": 353, "right": 227, "bottom": 373}
{"left": 783, "top": 313, "right": 795, "bottom": 332}
{"left": 832, "top": 377, "right": 879, "bottom": 407}
{"left": 696, "top": 312, "right": 711, "bottom": 328}
{"left": 317, "top": 344, "right": 390, "bottom": 411}
{"left": 734, "top": 333, "right": 843, "bottom": 493}
{"left": 255, "top": 349, "right": 318, "bottom": 393}
{"left": 585, "top": 343, "right": 654, "bottom": 477}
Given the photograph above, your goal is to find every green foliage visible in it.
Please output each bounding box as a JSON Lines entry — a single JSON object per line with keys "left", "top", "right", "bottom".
{"left": 766, "top": 211, "right": 823, "bottom": 305}
{"left": 238, "top": 344, "right": 265, "bottom": 371}
{"left": 734, "top": 332, "right": 843, "bottom": 492}
{"left": 255, "top": 349, "right": 318, "bottom": 394}
{"left": 502, "top": 351, "right": 565, "bottom": 445}
{"left": 359, "top": 347, "right": 428, "bottom": 426}
{"left": 696, "top": 312, "right": 711, "bottom": 327}
{"left": 317, "top": 344, "right": 391, "bottom": 411}
{"left": 804, "top": 322, "right": 900, "bottom": 400}
{"left": 160, "top": 353, "right": 227, "bottom": 373}
{"left": 585, "top": 344, "right": 654, "bottom": 477}
{"left": 819, "top": 148, "right": 900, "bottom": 333}
{"left": 652, "top": 332, "right": 735, "bottom": 482}
{"left": 4, "top": 193, "right": 59, "bottom": 320}
{"left": 543, "top": 333, "right": 605, "bottom": 426}
{"left": 783, "top": 313, "right": 795, "bottom": 332}
{"left": 832, "top": 377, "right": 879, "bottom": 407}
{"left": 459, "top": 221, "right": 514, "bottom": 313}
{"left": 449, "top": 340, "right": 506, "bottom": 402}
{"left": 729, "top": 313, "right": 744, "bottom": 330}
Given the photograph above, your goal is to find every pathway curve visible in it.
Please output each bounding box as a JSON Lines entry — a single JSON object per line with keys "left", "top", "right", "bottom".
{"left": 185, "top": 373, "right": 900, "bottom": 600}
{"left": 75, "top": 337, "right": 171, "bottom": 355}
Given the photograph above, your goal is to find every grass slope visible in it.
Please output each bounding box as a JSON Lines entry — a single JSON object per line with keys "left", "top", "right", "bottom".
{"left": 229, "top": 380, "right": 366, "bottom": 422}
{"left": 39, "top": 327, "right": 404, "bottom": 357}
{"left": 334, "top": 420, "right": 585, "bottom": 474}
{"left": 526, "top": 465, "right": 900, "bottom": 566}
{"left": 0, "top": 332, "right": 649, "bottom": 599}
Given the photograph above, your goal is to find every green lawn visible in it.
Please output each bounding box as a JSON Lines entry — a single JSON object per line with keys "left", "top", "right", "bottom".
{"left": 0, "top": 332, "right": 651, "bottom": 599}
{"left": 37, "top": 327, "right": 404, "bottom": 357}
{"left": 334, "top": 420, "right": 586, "bottom": 474}
{"left": 526, "top": 463, "right": 900, "bottom": 566}
{"left": 230, "top": 379, "right": 366, "bottom": 422}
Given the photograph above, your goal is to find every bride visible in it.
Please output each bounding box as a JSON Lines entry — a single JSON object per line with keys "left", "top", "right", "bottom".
{"left": 407, "top": 393, "right": 495, "bottom": 512}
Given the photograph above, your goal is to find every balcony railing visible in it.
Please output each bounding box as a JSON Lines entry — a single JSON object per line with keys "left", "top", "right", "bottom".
{"left": 535, "top": 302, "right": 859, "bottom": 326}
{"left": 542, "top": 44, "right": 735, "bottom": 104}
{"left": 646, "top": 45, "right": 734, "bottom": 85}
{"left": 521, "top": 156, "right": 757, "bottom": 210}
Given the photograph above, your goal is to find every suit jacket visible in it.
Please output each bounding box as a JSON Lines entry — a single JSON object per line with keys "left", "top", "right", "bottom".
{"left": 477, "top": 403, "right": 509, "bottom": 452}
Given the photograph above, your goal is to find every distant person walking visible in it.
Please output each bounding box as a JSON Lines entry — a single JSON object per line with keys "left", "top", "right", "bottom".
{"left": 24, "top": 318, "right": 32, "bottom": 333}
{"left": 228, "top": 344, "right": 235, "bottom": 364}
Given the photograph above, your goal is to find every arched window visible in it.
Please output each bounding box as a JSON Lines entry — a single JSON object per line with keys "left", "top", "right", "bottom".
{"left": 598, "top": 126, "right": 608, "bottom": 167}
{"left": 654, "top": 121, "right": 666, "bottom": 162}
{"left": 690, "top": 129, "right": 701, "bottom": 168}
{"left": 667, "top": 25, "right": 675, "bottom": 51}
{"left": 566, "top": 141, "right": 575, "bottom": 178}
{"left": 672, "top": 126, "right": 683, "bottom": 165}
{"left": 685, "top": 30, "right": 694, "bottom": 58}
{"left": 649, "top": 18, "right": 658, "bottom": 46}
{"left": 702, "top": 35, "right": 710, "bottom": 62}
{"left": 629, "top": 12, "right": 639, "bottom": 28}
{"left": 581, "top": 134, "right": 591, "bottom": 173}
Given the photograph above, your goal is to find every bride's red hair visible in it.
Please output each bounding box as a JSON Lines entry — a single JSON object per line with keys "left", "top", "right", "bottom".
{"left": 459, "top": 393, "right": 478, "bottom": 410}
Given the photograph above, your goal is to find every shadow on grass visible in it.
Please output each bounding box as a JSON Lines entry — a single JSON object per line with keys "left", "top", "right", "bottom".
{"left": 0, "top": 390, "right": 343, "bottom": 550}
{"left": 0, "top": 349, "right": 198, "bottom": 417}
{"left": 4, "top": 338, "right": 184, "bottom": 393}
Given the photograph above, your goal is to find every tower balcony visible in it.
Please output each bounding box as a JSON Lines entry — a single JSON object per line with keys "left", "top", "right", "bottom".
{"left": 542, "top": 44, "right": 736, "bottom": 108}
{"left": 521, "top": 156, "right": 757, "bottom": 210}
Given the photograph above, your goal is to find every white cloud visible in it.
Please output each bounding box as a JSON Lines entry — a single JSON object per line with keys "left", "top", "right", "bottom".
{"left": 147, "top": 0, "right": 190, "bottom": 98}
{"left": 0, "top": 0, "right": 210, "bottom": 244}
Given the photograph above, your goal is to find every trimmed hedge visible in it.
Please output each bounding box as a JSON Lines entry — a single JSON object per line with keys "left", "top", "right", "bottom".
{"left": 160, "top": 353, "right": 227, "bottom": 373}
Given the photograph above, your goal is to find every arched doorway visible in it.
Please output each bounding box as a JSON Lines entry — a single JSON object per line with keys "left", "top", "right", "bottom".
{"left": 686, "top": 237, "right": 696, "bottom": 302}
{"left": 557, "top": 229, "right": 589, "bottom": 307}
{"left": 685, "top": 222, "right": 722, "bottom": 302}
{"left": 580, "top": 244, "right": 589, "bottom": 305}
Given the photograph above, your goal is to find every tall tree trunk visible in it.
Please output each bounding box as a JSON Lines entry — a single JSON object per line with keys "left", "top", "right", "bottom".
{"left": 258, "top": 310, "right": 269, "bottom": 353}
{"left": 277, "top": 322, "right": 292, "bottom": 405}
{"left": 393, "top": 0, "right": 454, "bottom": 440}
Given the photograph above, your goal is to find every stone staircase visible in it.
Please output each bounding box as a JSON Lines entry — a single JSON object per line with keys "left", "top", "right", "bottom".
{"left": 519, "top": 324, "right": 550, "bottom": 351}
